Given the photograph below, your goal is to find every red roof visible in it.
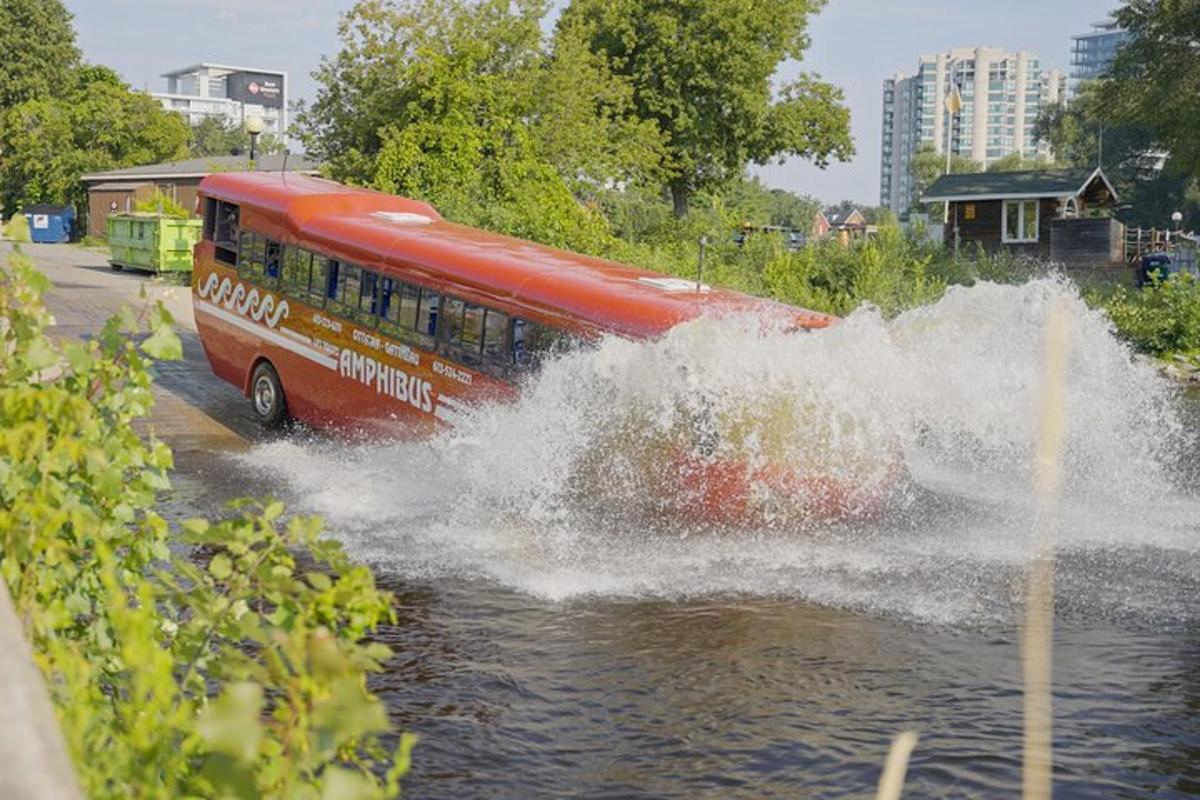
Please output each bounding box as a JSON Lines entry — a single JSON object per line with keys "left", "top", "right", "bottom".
{"left": 199, "top": 172, "right": 835, "bottom": 337}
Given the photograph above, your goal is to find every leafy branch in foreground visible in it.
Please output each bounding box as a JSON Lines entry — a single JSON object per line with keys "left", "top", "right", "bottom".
{"left": 0, "top": 229, "right": 412, "bottom": 798}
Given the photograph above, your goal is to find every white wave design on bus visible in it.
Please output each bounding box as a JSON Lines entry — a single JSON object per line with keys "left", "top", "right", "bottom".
{"left": 199, "top": 273, "right": 290, "bottom": 329}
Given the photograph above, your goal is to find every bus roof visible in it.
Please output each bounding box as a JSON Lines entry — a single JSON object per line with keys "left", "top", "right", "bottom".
{"left": 199, "top": 172, "right": 835, "bottom": 337}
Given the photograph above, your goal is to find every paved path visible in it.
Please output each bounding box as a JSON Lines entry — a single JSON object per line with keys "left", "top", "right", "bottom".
{"left": 1, "top": 241, "right": 260, "bottom": 465}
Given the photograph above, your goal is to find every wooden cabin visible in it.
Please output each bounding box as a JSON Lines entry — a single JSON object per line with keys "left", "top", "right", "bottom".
{"left": 923, "top": 167, "right": 1124, "bottom": 267}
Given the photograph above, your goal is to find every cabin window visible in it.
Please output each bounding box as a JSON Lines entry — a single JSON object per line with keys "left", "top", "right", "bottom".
{"left": 281, "top": 247, "right": 311, "bottom": 297}
{"left": 1002, "top": 199, "right": 1039, "bottom": 243}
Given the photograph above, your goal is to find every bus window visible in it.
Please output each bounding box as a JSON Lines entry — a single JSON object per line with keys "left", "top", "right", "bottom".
{"left": 482, "top": 309, "right": 508, "bottom": 365}
{"left": 214, "top": 201, "right": 239, "bottom": 249}
{"left": 357, "top": 270, "right": 379, "bottom": 326}
{"left": 309, "top": 255, "right": 329, "bottom": 308}
{"left": 264, "top": 239, "right": 282, "bottom": 285}
{"left": 459, "top": 303, "right": 485, "bottom": 366}
{"left": 397, "top": 283, "right": 420, "bottom": 330}
{"left": 324, "top": 260, "right": 342, "bottom": 304}
{"left": 416, "top": 290, "right": 439, "bottom": 341}
{"left": 512, "top": 318, "right": 573, "bottom": 372}
{"left": 281, "top": 247, "right": 311, "bottom": 297}
{"left": 440, "top": 296, "right": 466, "bottom": 344}
{"left": 203, "top": 198, "right": 217, "bottom": 241}
{"left": 328, "top": 263, "right": 360, "bottom": 318}
{"left": 238, "top": 232, "right": 265, "bottom": 281}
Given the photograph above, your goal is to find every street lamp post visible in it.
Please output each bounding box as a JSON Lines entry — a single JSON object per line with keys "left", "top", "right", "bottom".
{"left": 245, "top": 115, "right": 265, "bottom": 166}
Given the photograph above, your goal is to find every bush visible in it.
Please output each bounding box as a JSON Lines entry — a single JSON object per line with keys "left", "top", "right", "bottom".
{"left": 134, "top": 189, "right": 192, "bottom": 219}
{"left": 0, "top": 237, "right": 413, "bottom": 798}
{"left": 1094, "top": 273, "right": 1200, "bottom": 356}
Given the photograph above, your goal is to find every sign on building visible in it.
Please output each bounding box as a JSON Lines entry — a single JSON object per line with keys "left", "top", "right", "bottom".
{"left": 227, "top": 72, "right": 283, "bottom": 109}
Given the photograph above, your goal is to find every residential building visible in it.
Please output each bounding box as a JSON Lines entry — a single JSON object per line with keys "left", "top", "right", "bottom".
{"left": 880, "top": 48, "right": 1067, "bottom": 218}
{"left": 153, "top": 64, "right": 287, "bottom": 137}
{"left": 922, "top": 167, "right": 1123, "bottom": 268}
{"left": 1071, "top": 18, "right": 1131, "bottom": 90}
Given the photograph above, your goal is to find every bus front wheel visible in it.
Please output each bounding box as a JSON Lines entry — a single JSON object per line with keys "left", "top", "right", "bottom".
{"left": 250, "top": 361, "right": 288, "bottom": 429}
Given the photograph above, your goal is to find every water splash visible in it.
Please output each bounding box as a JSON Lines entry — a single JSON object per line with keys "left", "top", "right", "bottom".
{"left": 236, "top": 279, "right": 1200, "bottom": 625}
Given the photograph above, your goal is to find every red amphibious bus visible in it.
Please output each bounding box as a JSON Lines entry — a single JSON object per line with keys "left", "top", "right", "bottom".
{"left": 191, "top": 173, "right": 884, "bottom": 519}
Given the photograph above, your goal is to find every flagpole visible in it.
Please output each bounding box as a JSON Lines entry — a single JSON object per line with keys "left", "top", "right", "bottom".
{"left": 944, "top": 113, "right": 952, "bottom": 224}
{"left": 943, "top": 71, "right": 959, "bottom": 225}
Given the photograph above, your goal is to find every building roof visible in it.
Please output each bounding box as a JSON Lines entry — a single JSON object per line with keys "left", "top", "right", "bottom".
{"left": 825, "top": 209, "right": 865, "bottom": 227}
{"left": 81, "top": 155, "right": 319, "bottom": 184}
{"left": 161, "top": 63, "right": 286, "bottom": 78}
{"left": 88, "top": 181, "right": 154, "bottom": 191}
{"left": 922, "top": 167, "right": 1118, "bottom": 203}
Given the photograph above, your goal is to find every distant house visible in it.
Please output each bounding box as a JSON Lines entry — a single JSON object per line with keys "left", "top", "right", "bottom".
{"left": 922, "top": 167, "right": 1124, "bottom": 267}
{"left": 80, "top": 154, "right": 319, "bottom": 239}
{"left": 811, "top": 210, "right": 831, "bottom": 239}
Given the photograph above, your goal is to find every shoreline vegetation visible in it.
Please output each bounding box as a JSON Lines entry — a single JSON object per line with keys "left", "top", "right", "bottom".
{"left": 0, "top": 217, "right": 414, "bottom": 798}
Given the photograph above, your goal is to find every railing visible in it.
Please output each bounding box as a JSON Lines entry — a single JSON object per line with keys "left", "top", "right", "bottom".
{"left": 1126, "top": 227, "right": 1199, "bottom": 275}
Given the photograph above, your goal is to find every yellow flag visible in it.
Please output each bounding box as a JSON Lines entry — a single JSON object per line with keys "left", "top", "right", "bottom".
{"left": 945, "top": 85, "right": 963, "bottom": 115}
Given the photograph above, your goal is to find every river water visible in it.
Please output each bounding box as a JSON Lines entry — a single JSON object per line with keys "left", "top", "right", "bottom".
{"left": 177, "top": 279, "right": 1200, "bottom": 798}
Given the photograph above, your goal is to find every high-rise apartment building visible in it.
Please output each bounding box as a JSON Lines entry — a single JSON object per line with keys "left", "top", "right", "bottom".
{"left": 1070, "top": 18, "right": 1130, "bottom": 89}
{"left": 880, "top": 48, "right": 1066, "bottom": 217}
{"left": 153, "top": 63, "right": 288, "bottom": 137}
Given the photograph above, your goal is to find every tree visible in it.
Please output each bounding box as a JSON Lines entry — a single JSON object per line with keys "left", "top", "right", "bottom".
{"left": 560, "top": 0, "right": 853, "bottom": 215}
{"left": 1100, "top": 0, "right": 1200, "bottom": 177}
{"left": 0, "top": 0, "right": 80, "bottom": 108}
{"left": 298, "top": 0, "right": 665, "bottom": 252}
{"left": 985, "top": 152, "right": 1055, "bottom": 172}
{"left": 720, "top": 175, "right": 820, "bottom": 229}
{"left": 0, "top": 65, "right": 189, "bottom": 212}
{"left": 1039, "top": 84, "right": 1200, "bottom": 229}
{"left": 189, "top": 116, "right": 284, "bottom": 158}
{"left": 908, "top": 144, "right": 981, "bottom": 217}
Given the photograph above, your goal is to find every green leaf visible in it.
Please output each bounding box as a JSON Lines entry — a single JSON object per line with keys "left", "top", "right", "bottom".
{"left": 208, "top": 554, "right": 232, "bottom": 580}
{"left": 196, "top": 682, "right": 263, "bottom": 764}
{"left": 141, "top": 325, "right": 182, "bottom": 361}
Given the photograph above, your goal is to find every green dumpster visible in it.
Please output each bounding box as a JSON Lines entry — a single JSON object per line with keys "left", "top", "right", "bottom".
{"left": 107, "top": 213, "right": 201, "bottom": 274}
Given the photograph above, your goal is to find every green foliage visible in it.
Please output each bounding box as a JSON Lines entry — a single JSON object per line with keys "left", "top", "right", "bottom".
{"left": 134, "top": 190, "right": 192, "bottom": 219}
{"left": 1038, "top": 82, "right": 1199, "bottom": 229}
{"left": 0, "top": 247, "right": 412, "bottom": 797}
{"left": 0, "top": 0, "right": 80, "bottom": 107}
{"left": 561, "top": 0, "right": 853, "bottom": 214}
{"left": 1101, "top": 0, "right": 1200, "bottom": 180}
{"left": 1093, "top": 273, "right": 1200, "bottom": 356}
{"left": 985, "top": 152, "right": 1056, "bottom": 172}
{"left": 299, "top": 0, "right": 647, "bottom": 252}
{"left": 0, "top": 24, "right": 189, "bottom": 215}
{"left": 190, "top": 116, "right": 286, "bottom": 158}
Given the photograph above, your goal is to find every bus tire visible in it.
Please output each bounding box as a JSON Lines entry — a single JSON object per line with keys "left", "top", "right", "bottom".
{"left": 250, "top": 361, "right": 288, "bottom": 429}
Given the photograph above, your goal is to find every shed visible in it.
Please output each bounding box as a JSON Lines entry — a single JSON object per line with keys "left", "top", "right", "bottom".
{"left": 87, "top": 182, "right": 156, "bottom": 238}
{"left": 80, "top": 154, "right": 320, "bottom": 240}
{"left": 923, "top": 167, "right": 1123, "bottom": 267}
{"left": 23, "top": 205, "right": 75, "bottom": 244}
